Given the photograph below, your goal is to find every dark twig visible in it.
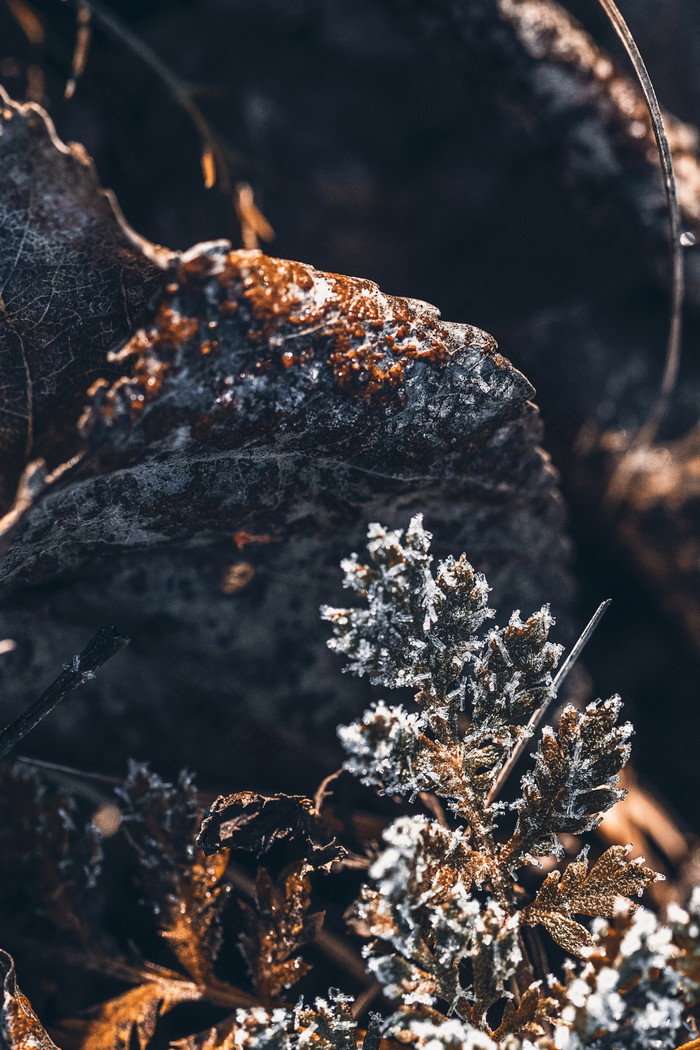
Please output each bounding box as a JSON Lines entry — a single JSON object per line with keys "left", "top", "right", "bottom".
{"left": 0, "top": 625, "right": 129, "bottom": 761}
{"left": 486, "top": 600, "right": 611, "bottom": 805}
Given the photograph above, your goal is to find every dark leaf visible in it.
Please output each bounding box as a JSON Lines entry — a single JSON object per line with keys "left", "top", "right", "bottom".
{"left": 239, "top": 864, "right": 324, "bottom": 1002}
{"left": 198, "top": 792, "right": 345, "bottom": 870}
{"left": 0, "top": 86, "right": 163, "bottom": 510}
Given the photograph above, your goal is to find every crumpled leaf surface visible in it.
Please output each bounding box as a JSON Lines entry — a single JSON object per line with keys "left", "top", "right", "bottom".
{"left": 0, "top": 949, "right": 59, "bottom": 1049}
{"left": 0, "top": 85, "right": 163, "bottom": 509}
{"left": 198, "top": 791, "right": 344, "bottom": 869}
{"left": 0, "top": 87, "right": 571, "bottom": 786}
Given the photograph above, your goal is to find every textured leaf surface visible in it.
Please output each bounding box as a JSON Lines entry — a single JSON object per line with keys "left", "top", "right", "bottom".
{"left": 0, "top": 223, "right": 570, "bottom": 783}
{"left": 522, "top": 845, "right": 659, "bottom": 956}
{"left": 0, "top": 949, "right": 59, "bottom": 1050}
{"left": 198, "top": 792, "right": 344, "bottom": 871}
{"left": 0, "top": 86, "right": 162, "bottom": 510}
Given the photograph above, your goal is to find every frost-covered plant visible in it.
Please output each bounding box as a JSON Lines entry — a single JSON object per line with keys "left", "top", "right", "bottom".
{"left": 324, "top": 517, "right": 670, "bottom": 1045}
{"left": 4, "top": 519, "right": 699, "bottom": 1050}
{"left": 550, "top": 901, "right": 690, "bottom": 1050}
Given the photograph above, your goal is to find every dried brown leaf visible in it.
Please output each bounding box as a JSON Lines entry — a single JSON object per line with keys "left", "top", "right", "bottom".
{"left": 239, "top": 863, "right": 324, "bottom": 1002}
{"left": 522, "top": 845, "right": 660, "bottom": 956}
{"left": 0, "top": 948, "right": 59, "bottom": 1050}
{"left": 198, "top": 792, "right": 345, "bottom": 871}
{"left": 58, "top": 979, "right": 202, "bottom": 1050}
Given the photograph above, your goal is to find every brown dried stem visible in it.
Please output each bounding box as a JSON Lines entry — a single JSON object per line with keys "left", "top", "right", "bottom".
{"left": 60, "top": 0, "right": 266, "bottom": 192}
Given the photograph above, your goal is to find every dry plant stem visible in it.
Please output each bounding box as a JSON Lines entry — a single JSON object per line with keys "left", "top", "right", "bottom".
{"left": 61, "top": 0, "right": 260, "bottom": 184}
{"left": 350, "top": 981, "right": 383, "bottom": 1020}
{"left": 596, "top": 0, "right": 684, "bottom": 448}
{"left": 486, "top": 599, "right": 611, "bottom": 806}
{"left": 64, "top": 1, "right": 91, "bottom": 98}
{"left": 0, "top": 625, "right": 129, "bottom": 761}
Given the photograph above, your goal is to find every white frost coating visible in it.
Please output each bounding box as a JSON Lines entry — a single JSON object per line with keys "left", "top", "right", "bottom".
{"left": 554, "top": 906, "right": 684, "bottom": 1050}
{"left": 338, "top": 701, "right": 428, "bottom": 796}
{"left": 397, "top": 1015, "right": 498, "bottom": 1050}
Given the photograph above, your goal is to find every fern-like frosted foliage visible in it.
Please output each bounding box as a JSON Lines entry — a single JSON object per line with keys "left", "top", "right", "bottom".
{"left": 470, "top": 607, "right": 561, "bottom": 741}
{"left": 326, "top": 519, "right": 661, "bottom": 1040}
{"left": 322, "top": 516, "right": 494, "bottom": 734}
{"left": 359, "top": 815, "right": 518, "bottom": 1021}
{"left": 501, "top": 699, "right": 633, "bottom": 868}
{"left": 554, "top": 904, "right": 685, "bottom": 1049}
{"left": 332, "top": 517, "right": 562, "bottom": 807}
{"left": 214, "top": 993, "right": 376, "bottom": 1050}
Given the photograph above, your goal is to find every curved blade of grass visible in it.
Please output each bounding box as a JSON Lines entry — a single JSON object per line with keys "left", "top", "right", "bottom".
{"left": 597, "top": 0, "right": 684, "bottom": 446}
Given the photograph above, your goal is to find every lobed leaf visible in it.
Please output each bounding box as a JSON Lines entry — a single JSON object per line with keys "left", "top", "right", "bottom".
{"left": 501, "top": 698, "right": 633, "bottom": 869}
{"left": 239, "top": 864, "right": 324, "bottom": 1002}
{"left": 523, "top": 846, "right": 660, "bottom": 956}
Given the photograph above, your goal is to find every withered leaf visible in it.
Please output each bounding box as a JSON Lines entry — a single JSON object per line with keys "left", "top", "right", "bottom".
{"left": 58, "top": 979, "right": 203, "bottom": 1050}
{"left": 0, "top": 217, "right": 570, "bottom": 783}
{"left": 118, "top": 765, "right": 231, "bottom": 983}
{"left": 239, "top": 864, "right": 324, "bottom": 1002}
{"left": 0, "top": 948, "right": 59, "bottom": 1050}
{"left": 522, "top": 845, "right": 660, "bottom": 956}
{"left": 0, "top": 86, "right": 163, "bottom": 510}
{"left": 198, "top": 792, "right": 344, "bottom": 870}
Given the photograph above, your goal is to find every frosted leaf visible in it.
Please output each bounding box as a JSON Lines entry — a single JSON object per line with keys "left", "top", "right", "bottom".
{"left": 502, "top": 699, "right": 633, "bottom": 869}
{"left": 323, "top": 515, "right": 492, "bottom": 731}
{"left": 228, "top": 992, "right": 362, "bottom": 1050}
{"left": 338, "top": 702, "right": 429, "bottom": 796}
{"left": 554, "top": 906, "right": 684, "bottom": 1049}
{"left": 359, "top": 815, "right": 517, "bottom": 1020}
{"left": 470, "top": 607, "right": 563, "bottom": 733}
{"left": 389, "top": 1014, "right": 499, "bottom": 1050}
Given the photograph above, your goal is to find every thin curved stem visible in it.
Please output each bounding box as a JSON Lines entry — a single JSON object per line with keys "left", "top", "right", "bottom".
{"left": 597, "top": 0, "right": 684, "bottom": 446}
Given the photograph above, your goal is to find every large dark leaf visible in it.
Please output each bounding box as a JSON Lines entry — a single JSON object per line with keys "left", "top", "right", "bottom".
{"left": 0, "top": 90, "right": 571, "bottom": 785}
{"left": 0, "top": 85, "right": 163, "bottom": 510}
